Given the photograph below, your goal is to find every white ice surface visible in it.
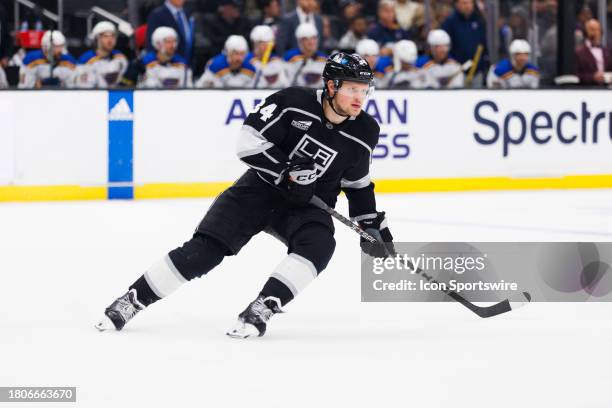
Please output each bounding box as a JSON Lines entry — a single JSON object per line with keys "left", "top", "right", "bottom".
{"left": 1, "top": 190, "right": 612, "bottom": 408}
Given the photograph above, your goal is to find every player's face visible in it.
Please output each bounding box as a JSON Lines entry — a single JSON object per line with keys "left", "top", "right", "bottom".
{"left": 228, "top": 50, "right": 246, "bottom": 69}
{"left": 432, "top": 44, "right": 449, "bottom": 62}
{"left": 335, "top": 81, "right": 370, "bottom": 116}
{"left": 299, "top": 36, "right": 318, "bottom": 55}
{"left": 513, "top": 52, "right": 529, "bottom": 70}
{"left": 98, "top": 32, "right": 117, "bottom": 52}
{"left": 162, "top": 37, "right": 177, "bottom": 56}
{"left": 49, "top": 44, "right": 64, "bottom": 58}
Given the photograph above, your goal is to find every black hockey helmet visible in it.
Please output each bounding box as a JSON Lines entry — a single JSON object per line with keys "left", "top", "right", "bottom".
{"left": 322, "top": 52, "right": 374, "bottom": 87}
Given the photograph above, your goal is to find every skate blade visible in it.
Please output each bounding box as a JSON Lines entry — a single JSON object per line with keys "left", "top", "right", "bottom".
{"left": 226, "top": 321, "right": 261, "bottom": 339}
{"left": 94, "top": 315, "right": 116, "bottom": 332}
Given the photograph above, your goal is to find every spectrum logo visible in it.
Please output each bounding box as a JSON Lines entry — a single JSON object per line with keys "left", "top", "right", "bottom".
{"left": 472, "top": 100, "right": 612, "bottom": 157}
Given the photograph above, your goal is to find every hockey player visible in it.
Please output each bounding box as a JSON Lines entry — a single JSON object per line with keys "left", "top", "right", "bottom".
{"left": 75, "top": 21, "right": 128, "bottom": 88}
{"left": 248, "top": 25, "right": 289, "bottom": 89}
{"left": 415, "top": 29, "right": 464, "bottom": 89}
{"left": 196, "top": 35, "right": 256, "bottom": 88}
{"left": 95, "top": 52, "right": 395, "bottom": 339}
{"left": 139, "top": 26, "right": 192, "bottom": 88}
{"left": 355, "top": 39, "right": 392, "bottom": 88}
{"left": 487, "top": 39, "right": 539, "bottom": 89}
{"left": 19, "top": 30, "right": 76, "bottom": 88}
{"left": 387, "top": 40, "right": 430, "bottom": 89}
{"left": 284, "top": 23, "right": 327, "bottom": 88}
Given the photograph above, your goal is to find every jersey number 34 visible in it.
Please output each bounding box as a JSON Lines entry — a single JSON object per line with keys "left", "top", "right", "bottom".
{"left": 252, "top": 102, "right": 277, "bottom": 122}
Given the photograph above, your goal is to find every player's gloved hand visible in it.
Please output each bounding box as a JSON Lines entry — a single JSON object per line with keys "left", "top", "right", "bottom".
{"left": 280, "top": 157, "right": 317, "bottom": 206}
{"left": 358, "top": 212, "right": 395, "bottom": 258}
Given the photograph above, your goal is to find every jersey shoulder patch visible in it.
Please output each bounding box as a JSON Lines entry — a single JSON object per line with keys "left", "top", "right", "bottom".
{"left": 524, "top": 63, "right": 540, "bottom": 76}
{"left": 241, "top": 60, "right": 257, "bottom": 75}
{"left": 142, "top": 51, "right": 158, "bottom": 66}
{"left": 23, "top": 50, "right": 46, "bottom": 66}
{"left": 284, "top": 48, "right": 303, "bottom": 62}
{"left": 494, "top": 59, "right": 513, "bottom": 77}
{"left": 315, "top": 51, "right": 328, "bottom": 62}
{"left": 415, "top": 55, "right": 431, "bottom": 69}
{"left": 170, "top": 54, "right": 187, "bottom": 66}
{"left": 208, "top": 54, "right": 229, "bottom": 73}
{"left": 375, "top": 56, "right": 393, "bottom": 74}
{"left": 78, "top": 50, "right": 97, "bottom": 64}
{"left": 111, "top": 50, "right": 127, "bottom": 59}
{"left": 58, "top": 53, "right": 77, "bottom": 66}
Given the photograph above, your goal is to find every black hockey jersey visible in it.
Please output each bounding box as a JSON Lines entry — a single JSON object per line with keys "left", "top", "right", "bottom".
{"left": 237, "top": 86, "right": 380, "bottom": 219}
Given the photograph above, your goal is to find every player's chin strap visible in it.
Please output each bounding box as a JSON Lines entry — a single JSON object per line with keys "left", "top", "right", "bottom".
{"left": 323, "top": 80, "right": 351, "bottom": 118}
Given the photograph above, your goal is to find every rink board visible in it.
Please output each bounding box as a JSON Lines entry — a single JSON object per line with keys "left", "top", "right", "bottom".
{"left": 1, "top": 89, "right": 611, "bottom": 201}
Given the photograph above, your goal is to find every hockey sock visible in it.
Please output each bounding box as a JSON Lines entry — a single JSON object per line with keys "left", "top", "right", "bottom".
{"left": 128, "top": 234, "right": 227, "bottom": 306}
{"left": 260, "top": 253, "right": 318, "bottom": 306}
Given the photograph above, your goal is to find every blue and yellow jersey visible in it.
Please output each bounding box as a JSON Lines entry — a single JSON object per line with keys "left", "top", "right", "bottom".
{"left": 374, "top": 56, "right": 393, "bottom": 78}
{"left": 141, "top": 51, "right": 188, "bottom": 69}
{"left": 245, "top": 51, "right": 282, "bottom": 66}
{"left": 415, "top": 55, "right": 459, "bottom": 70}
{"left": 78, "top": 49, "right": 126, "bottom": 65}
{"left": 23, "top": 49, "right": 77, "bottom": 68}
{"left": 283, "top": 48, "right": 327, "bottom": 63}
{"left": 494, "top": 58, "right": 539, "bottom": 79}
{"left": 207, "top": 53, "right": 257, "bottom": 78}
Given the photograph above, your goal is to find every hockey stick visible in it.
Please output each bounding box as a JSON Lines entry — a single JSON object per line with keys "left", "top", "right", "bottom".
{"left": 253, "top": 41, "right": 275, "bottom": 89}
{"left": 309, "top": 196, "right": 531, "bottom": 318}
{"left": 465, "top": 44, "right": 483, "bottom": 86}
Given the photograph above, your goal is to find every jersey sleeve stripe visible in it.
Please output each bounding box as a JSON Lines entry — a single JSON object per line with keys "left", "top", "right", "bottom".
{"left": 338, "top": 131, "right": 373, "bottom": 161}
{"left": 236, "top": 125, "right": 275, "bottom": 158}
{"left": 341, "top": 173, "right": 371, "bottom": 189}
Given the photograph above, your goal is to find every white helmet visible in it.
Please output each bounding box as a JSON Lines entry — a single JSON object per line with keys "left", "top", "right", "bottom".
{"left": 393, "top": 40, "right": 418, "bottom": 70}
{"left": 250, "top": 25, "right": 274, "bottom": 43}
{"left": 427, "top": 29, "right": 451, "bottom": 47}
{"left": 152, "top": 26, "right": 178, "bottom": 50}
{"left": 41, "top": 30, "right": 66, "bottom": 51}
{"left": 509, "top": 39, "right": 531, "bottom": 55}
{"left": 224, "top": 35, "right": 249, "bottom": 53}
{"left": 356, "top": 39, "right": 380, "bottom": 57}
{"left": 295, "top": 23, "right": 318, "bottom": 39}
{"left": 91, "top": 21, "right": 116, "bottom": 40}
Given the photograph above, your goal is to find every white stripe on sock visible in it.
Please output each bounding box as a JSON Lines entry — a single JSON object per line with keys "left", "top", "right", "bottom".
{"left": 271, "top": 253, "right": 317, "bottom": 296}
{"left": 144, "top": 255, "right": 187, "bottom": 298}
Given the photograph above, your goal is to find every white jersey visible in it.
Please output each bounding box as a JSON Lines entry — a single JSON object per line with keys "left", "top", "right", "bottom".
{"left": 283, "top": 48, "right": 327, "bottom": 88}
{"left": 196, "top": 53, "right": 256, "bottom": 88}
{"left": 75, "top": 50, "right": 128, "bottom": 88}
{"left": 138, "top": 52, "right": 192, "bottom": 89}
{"left": 247, "top": 53, "right": 289, "bottom": 89}
{"left": 487, "top": 59, "right": 540, "bottom": 89}
{"left": 0, "top": 67, "right": 7, "bottom": 88}
{"left": 18, "top": 50, "right": 77, "bottom": 88}
{"left": 415, "top": 56, "right": 464, "bottom": 89}
{"left": 386, "top": 67, "right": 433, "bottom": 89}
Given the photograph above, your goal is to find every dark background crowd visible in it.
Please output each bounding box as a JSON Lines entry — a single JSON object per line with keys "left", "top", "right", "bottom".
{"left": 0, "top": 0, "right": 611, "bottom": 87}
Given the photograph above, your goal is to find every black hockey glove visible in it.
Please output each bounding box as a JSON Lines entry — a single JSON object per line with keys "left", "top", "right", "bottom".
{"left": 280, "top": 157, "right": 317, "bottom": 206}
{"left": 358, "top": 212, "right": 396, "bottom": 258}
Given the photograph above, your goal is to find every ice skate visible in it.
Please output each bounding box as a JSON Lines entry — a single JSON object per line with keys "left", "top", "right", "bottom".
{"left": 226, "top": 295, "right": 283, "bottom": 339}
{"left": 95, "top": 289, "right": 145, "bottom": 331}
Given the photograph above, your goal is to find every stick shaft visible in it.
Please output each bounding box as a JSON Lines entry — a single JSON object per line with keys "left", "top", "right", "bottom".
{"left": 308, "top": 195, "right": 520, "bottom": 318}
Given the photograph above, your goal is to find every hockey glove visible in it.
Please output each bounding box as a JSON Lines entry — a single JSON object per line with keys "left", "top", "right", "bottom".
{"left": 358, "top": 212, "right": 396, "bottom": 258}
{"left": 280, "top": 157, "right": 317, "bottom": 206}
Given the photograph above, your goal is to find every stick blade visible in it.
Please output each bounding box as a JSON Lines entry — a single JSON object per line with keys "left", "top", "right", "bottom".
{"left": 477, "top": 292, "right": 531, "bottom": 318}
